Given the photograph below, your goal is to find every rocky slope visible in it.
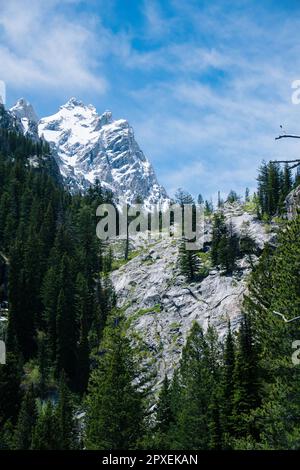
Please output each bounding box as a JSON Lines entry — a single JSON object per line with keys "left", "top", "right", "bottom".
{"left": 0, "top": 102, "right": 24, "bottom": 133}
{"left": 110, "top": 203, "right": 275, "bottom": 384}
{"left": 0, "top": 103, "right": 61, "bottom": 182}
{"left": 286, "top": 184, "right": 300, "bottom": 220}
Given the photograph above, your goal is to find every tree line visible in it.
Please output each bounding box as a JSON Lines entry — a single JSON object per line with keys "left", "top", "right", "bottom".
{"left": 1, "top": 105, "right": 300, "bottom": 450}
{"left": 9, "top": 205, "right": 299, "bottom": 451}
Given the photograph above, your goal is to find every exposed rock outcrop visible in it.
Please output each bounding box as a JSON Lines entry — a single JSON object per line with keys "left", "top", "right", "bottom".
{"left": 285, "top": 185, "right": 300, "bottom": 220}
{"left": 110, "top": 204, "right": 274, "bottom": 384}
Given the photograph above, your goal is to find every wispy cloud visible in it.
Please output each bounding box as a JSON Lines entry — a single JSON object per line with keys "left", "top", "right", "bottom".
{"left": 1, "top": 0, "right": 300, "bottom": 200}
{"left": 0, "top": 0, "right": 108, "bottom": 94}
{"left": 143, "top": 1, "right": 170, "bottom": 39}
{"left": 127, "top": 1, "right": 300, "bottom": 198}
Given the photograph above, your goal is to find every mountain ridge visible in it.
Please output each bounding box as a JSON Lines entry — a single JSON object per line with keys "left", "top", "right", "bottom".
{"left": 9, "top": 98, "right": 169, "bottom": 206}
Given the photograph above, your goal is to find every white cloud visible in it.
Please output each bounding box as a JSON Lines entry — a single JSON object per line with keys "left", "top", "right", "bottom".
{"left": 142, "top": 0, "right": 177, "bottom": 40}
{"left": 127, "top": 2, "right": 300, "bottom": 198}
{"left": 0, "top": 0, "right": 108, "bottom": 95}
{"left": 143, "top": 1, "right": 168, "bottom": 38}
{"left": 131, "top": 66, "right": 300, "bottom": 197}
{"left": 1, "top": 0, "right": 300, "bottom": 200}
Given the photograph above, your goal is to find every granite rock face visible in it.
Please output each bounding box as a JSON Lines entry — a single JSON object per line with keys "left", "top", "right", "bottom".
{"left": 10, "top": 98, "right": 39, "bottom": 139}
{"left": 285, "top": 185, "right": 300, "bottom": 220}
{"left": 110, "top": 204, "right": 274, "bottom": 384}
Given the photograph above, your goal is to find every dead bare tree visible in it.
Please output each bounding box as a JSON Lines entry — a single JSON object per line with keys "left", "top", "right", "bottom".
{"left": 273, "top": 310, "right": 300, "bottom": 323}
{"left": 271, "top": 127, "right": 300, "bottom": 169}
{"left": 275, "top": 134, "right": 300, "bottom": 140}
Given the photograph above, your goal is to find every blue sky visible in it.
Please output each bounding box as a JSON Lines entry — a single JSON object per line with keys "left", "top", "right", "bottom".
{"left": 1, "top": 0, "right": 300, "bottom": 201}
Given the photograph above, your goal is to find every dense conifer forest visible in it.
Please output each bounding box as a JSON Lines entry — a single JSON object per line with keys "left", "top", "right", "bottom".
{"left": 0, "top": 105, "right": 300, "bottom": 450}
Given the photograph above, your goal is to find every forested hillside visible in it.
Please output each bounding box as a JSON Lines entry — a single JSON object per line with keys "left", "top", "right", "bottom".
{"left": 143, "top": 213, "right": 300, "bottom": 449}
{"left": 0, "top": 106, "right": 116, "bottom": 448}
{"left": 0, "top": 103, "right": 300, "bottom": 450}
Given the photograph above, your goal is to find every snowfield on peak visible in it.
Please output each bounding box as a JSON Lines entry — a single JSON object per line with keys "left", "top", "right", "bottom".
{"left": 36, "top": 97, "right": 169, "bottom": 205}
{"left": 9, "top": 98, "right": 39, "bottom": 139}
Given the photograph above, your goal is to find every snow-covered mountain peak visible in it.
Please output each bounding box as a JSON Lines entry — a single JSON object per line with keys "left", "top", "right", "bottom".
{"left": 38, "top": 98, "right": 169, "bottom": 204}
{"left": 10, "top": 98, "right": 39, "bottom": 138}
{"left": 99, "top": 110, "right": 113, "bottom": 126}
{"left": 39, "top": 98, "right": 100, "bottom": 144}
{"left": 59, "top": 97, "right": 99, "bottom": 114}
{"left": 60, "top": 97, "right": 85, "bottom": 109}
{"left": 10, "top": 98, "right": 39, "bottom": 122}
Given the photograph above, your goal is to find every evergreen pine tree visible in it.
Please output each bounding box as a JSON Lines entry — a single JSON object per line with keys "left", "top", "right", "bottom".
{"left": 85, "top": 315, "right": 145, "bottom": 450}
{"left": 56, "top": 372, "right": 78, "bottom": 450}
{"left": 232, "top": 313, "right": 261, "bottom": 439}
{"left": 31, "top": 401, "right": 60, "bottom": 450}
{"left": 222, "top": 322, "right": 236, "bottom": 443}
{"left": 245, "top": 187, "right": 250, "bottom": 202}
{"left": 171, "top": 323, "right": 215, "bottom": 450}
{"left": 204, "top": 199, "right": 213, "bottom": 215}
{"left": 178, "top": 239, "right": 200, "bottom": 281}
{"left": 152, "top": 375, "right": 173, "bottom": 449}
{"left": 239, "top": 222, "right": 257, "bottom": 266}
{"left": 75, "top": 273, "right": 90, "bottom": 394}
{"left": 210, "top": 213, "right": 227, "bottom": 266}
{"left": 14, "top": 386, "right": 37, "bottom": 449}
{"left": 227, "top": 190, "right": 239, "bottom": 204}
{"left": 55, "top": 254, "right": 77, "bottom": 384}
{"left": 197, "top": 194, "right": 204, "bottom": 205}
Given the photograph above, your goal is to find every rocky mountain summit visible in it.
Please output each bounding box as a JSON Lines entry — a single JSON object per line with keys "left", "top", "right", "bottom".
{"left": 8, "top": 98, "right": 169, "bottom": 205}
{"left": 37, "top": 98, "right": 168, "bottom": 204}
{"left": 10, "top": 98, "right": 39, "bottom": 139}
{"left": 110, "top": 203, "right": 275, "bottom": 384}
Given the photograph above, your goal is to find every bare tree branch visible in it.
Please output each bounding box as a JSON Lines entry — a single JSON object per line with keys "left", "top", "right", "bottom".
{"left": 269, "top": 159, "right": 300, "bottom": 170}
{"left": 273, "top": 310, "right": 300, "bottom": 323}
{"left": 270, "top": 159, "right": 300, "bottom": 164}
{"left": 273, "top": 130, "right": 300, "bottom": 169}
{"left": 289, "top": 163, "right": 300, "bottom": 170}
{"left": 275, "top": 134, "right": 300, "bottom": 140}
